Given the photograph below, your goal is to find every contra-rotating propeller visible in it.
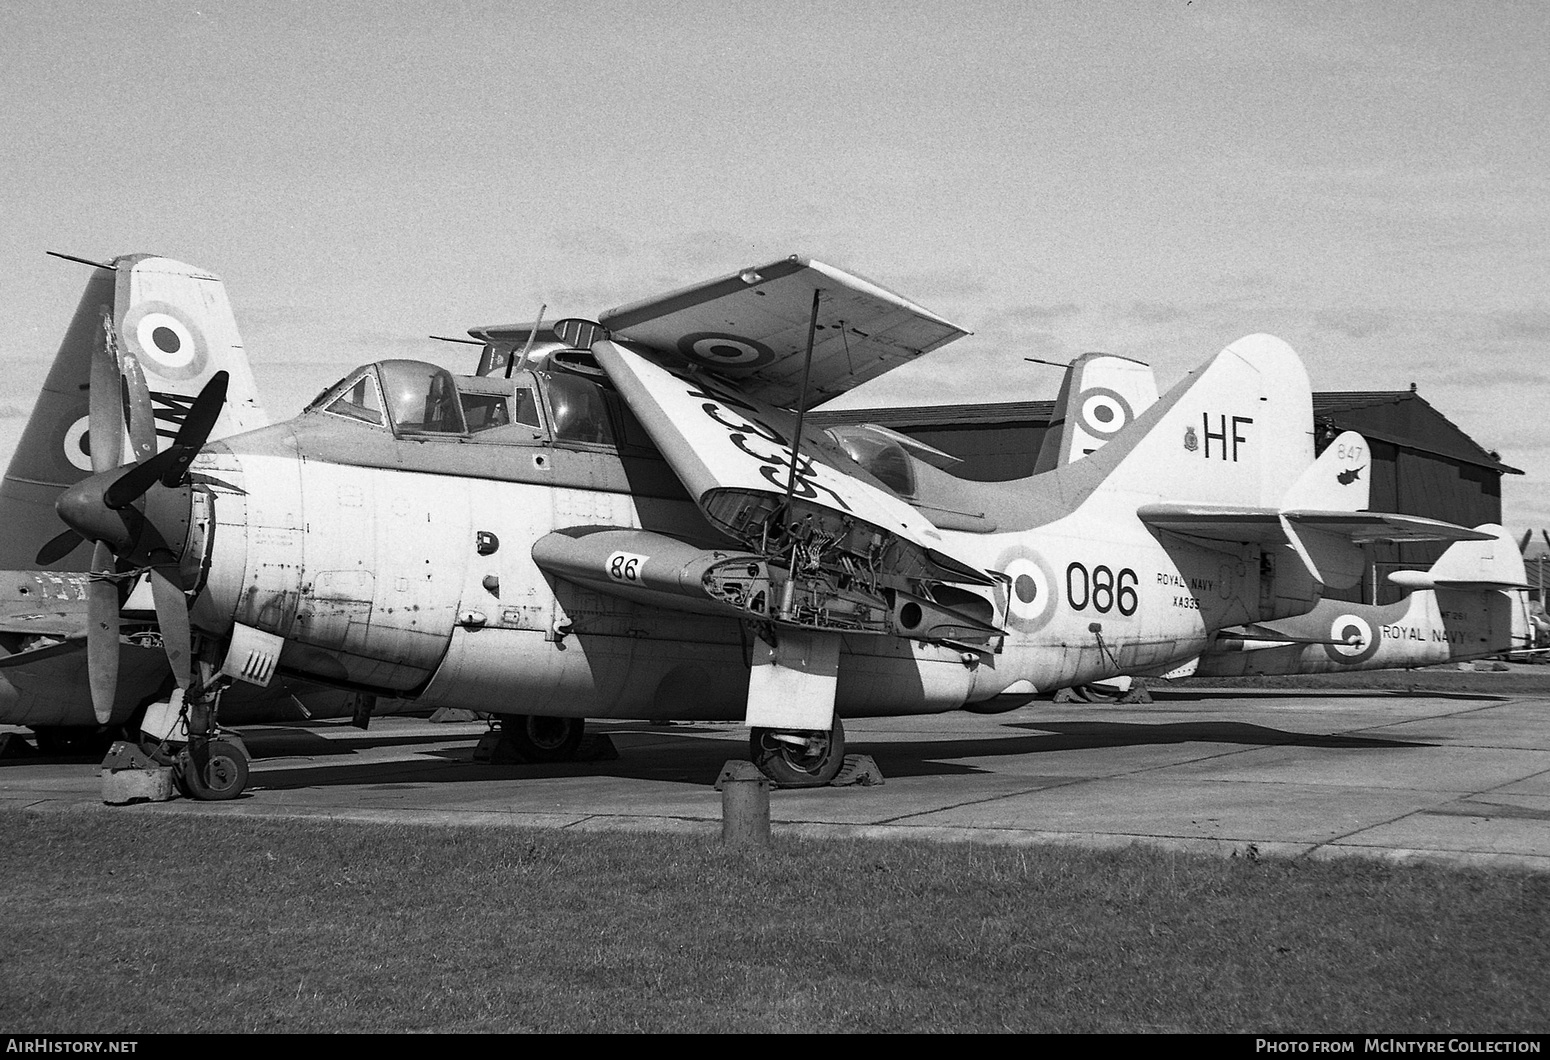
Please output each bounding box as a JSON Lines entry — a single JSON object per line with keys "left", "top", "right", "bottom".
{"left": 42, "top": 325, "right": 229, "bottom": 722}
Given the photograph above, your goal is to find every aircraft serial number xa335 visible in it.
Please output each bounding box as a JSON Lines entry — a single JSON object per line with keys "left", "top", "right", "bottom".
{"left": 2, "top": 253, "right": 1486, "bottom": 796}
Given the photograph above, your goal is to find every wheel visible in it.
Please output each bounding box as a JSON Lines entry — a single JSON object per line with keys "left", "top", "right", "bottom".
{"left": 499, "top": 714, "right": 585, "bottom": 763}
{"left": 178, "top": 739, "right": 250, "bottom": 801}
{"left": 750, "top": 716, "right": 845, "bottom": 788}
{"left": 1072, "top": 684, "right": 1116, "bottom": 703}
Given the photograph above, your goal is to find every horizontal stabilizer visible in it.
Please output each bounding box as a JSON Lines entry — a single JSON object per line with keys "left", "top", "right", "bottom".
{"left": 1388, "top": 524, "right": 1530, "bottom": 591}
{"left": 1139, "top": 504, "right": 1492, "bottom": 588}
{"left": 1139, "top": 504, "right": 1493, "bottom": 546}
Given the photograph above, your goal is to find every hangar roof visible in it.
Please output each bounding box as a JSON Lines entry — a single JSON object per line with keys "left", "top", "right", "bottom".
{"left": 810, "top": 390, "right": 1522, "bottom": 475}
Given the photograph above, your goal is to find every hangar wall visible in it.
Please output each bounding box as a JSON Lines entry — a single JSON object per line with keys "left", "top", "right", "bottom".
{"left": 810, "top": 390, "right": 1521, "bottom": 606}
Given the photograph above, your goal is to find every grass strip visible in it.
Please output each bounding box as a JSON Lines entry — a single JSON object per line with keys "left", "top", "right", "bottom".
{"left": 2, "top": 810, "right": 1545, "bottom": 1033}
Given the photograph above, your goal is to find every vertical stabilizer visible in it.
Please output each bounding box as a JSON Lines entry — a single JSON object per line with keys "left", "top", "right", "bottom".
{"left": 1280, "top": 430, "right": 1372, "bottom": 513}
{"left": 0, "top": 254, "right": 269, "bottom": 570}
{"left": 1033, "top": 353, "right": 1159, "bottom": 472}
{"left": 1089, "top": 333, "right": 1314, "bottom": 509}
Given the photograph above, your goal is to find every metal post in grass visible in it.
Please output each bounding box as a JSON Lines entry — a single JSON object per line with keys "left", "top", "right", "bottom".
{"left": 717, "top": 761, "right": 771, "bottom": 846}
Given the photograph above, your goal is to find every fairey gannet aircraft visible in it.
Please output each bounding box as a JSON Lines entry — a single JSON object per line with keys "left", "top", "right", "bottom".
{"left": 1179, "top": 525, "right": 1534, "bottom": 678}
{"left": 13, "top": 254, "right": 1486, "bottom": 797}
{"left": 0, "top": 254, "right": 387, "bottom": 756}
{"left": 1020, "top": 352, "right": 1533, "bottom": 683}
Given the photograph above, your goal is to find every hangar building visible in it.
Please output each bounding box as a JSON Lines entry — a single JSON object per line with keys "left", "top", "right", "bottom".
{"left": 809, "top": 388, "right": 1522, "bottom": 606}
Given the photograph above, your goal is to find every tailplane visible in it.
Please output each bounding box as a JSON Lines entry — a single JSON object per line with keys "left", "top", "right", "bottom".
{"left": 1389, "top": 524, "right": 1529, "bottom": 592}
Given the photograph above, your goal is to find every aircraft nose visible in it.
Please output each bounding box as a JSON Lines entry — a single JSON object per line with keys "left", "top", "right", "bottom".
{"left": 55, "top": 472, "right": 134, "bottom": 554}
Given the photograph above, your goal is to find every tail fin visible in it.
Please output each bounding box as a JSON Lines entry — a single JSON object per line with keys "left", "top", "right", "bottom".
{"left": 1079, "top": 333, "right": 1314, "bottom": 508}
{"left": 1280, "top": 430, "right": 1371, "bottom": 511}
{"left": 1274, "top": 430, "right": 1374, "bottom": 588}
{"left": 1032, "top": 353, "right": 1159, "bottom": 472}
{"left": 0, "top": 254, "right": 269, "bottom": 570}
{"left": 1389, "top": 524, "right": 1529, "bottom": 591}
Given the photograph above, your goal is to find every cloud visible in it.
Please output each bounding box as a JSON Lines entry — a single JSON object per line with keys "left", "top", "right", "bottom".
{"left": 549, "top": 225, "right": 639, "bottom": 259}
{"left": 0, "top": 404, "right": 28, "bottom": 419}
{"left": 1003, "top": 302, "right": 1082, "bottom": 323}
{"left": 1313, "top": 307, "right": 1391, "bottom": 340}
{"left": 1125, "top": 301, "right": 1188, "bottom": 325}
{"left": 1438, "top": 364, "right": 1550, "bottom": 389}
{"left": 1493, "top": 309, "right": 1550, "bottom": 342}
{"left": 346, "top": 329, "right": 449, "bottom": 354}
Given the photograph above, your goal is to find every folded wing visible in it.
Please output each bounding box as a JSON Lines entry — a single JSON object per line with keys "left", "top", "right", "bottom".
{"left": 598, "top": 256, "right": 968, "bottom": 409}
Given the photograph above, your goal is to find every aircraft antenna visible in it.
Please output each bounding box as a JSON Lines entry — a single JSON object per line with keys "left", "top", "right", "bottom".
{"left": 47, "top": 250, "right": 115, "bottom": 270}
{"left": 506, "top": 304, "right": 547, "bottom": 378}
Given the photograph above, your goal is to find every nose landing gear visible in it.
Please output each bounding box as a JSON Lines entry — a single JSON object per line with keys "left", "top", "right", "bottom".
{"left": 175, "top": 737, "right": 250, "bottom": 800}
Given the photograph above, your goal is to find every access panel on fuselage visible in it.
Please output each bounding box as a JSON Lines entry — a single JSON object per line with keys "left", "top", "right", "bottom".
{"left": 288, "top": 461, "right": 473, "bottom": 690}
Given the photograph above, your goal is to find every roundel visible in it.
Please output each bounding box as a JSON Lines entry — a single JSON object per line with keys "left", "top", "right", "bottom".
{"left": 1323, "top": 613, "right": 1380, "bottom": 665}
{"left": 995, "top": 548, "right": 1059, "bottom": 634}
{"left": 1076, "top": 387, "right": 1135, "bottom": 439}
{"left": 678, "top": 332, "right": 777, "bottom": 370}
{"left": 121, "top": 300, "right": 208, "bottom": 381}
{"left": 61, "top": 415, "right": 94, "bottom": 473}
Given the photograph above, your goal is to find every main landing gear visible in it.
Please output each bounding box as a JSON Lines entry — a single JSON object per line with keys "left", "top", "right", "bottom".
{"left": 750, "top": 716, "right": 846, "bottom": 788}
{"left": 496, "top": 714, "right": 586, "bottom": 763}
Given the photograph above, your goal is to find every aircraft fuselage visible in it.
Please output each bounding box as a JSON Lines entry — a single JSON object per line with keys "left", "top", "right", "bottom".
{"left": 184, "top": 397, "right": 1315, "bottom": 720}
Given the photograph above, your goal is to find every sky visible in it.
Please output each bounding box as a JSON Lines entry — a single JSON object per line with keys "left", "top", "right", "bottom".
{"left": 1, "top": 1, "right": 1546, "bottom": 527}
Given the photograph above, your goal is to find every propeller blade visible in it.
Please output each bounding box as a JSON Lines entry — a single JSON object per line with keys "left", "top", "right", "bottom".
{"left": 35, "top": 528, "right": 84, "bottom": 566}
{"left": 86, "top": 542, "right": 119, "bottom": 724}
{"left": 118, "top": 346, "right": 157, "bottom": 464}
{"left": 89, "top": 312, "right": 124, "bottom": 474}
{"left": 1520, "top": 530, "right": 1533, "bottom": 554}
{"left": 174, "top": 371, "right": 228, "bottom": 450}
{"left": 149, "top": 566, "right": 192, "bottom": 690}
{"left": 158, "top": 371, "right": 228, "bottom": 489}
{"left": 103, "top": 449, "right": 179, "bottom": 510}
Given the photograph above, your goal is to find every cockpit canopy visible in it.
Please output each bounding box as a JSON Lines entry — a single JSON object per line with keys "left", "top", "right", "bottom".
{"left": 378, "top": 360, "right": 466, "bottom": 434}
{"left": 310, "top": 360, "right": 467, "bottom": 436}
{"left": 306, "top": 359, "right": 645, "bottom": 450}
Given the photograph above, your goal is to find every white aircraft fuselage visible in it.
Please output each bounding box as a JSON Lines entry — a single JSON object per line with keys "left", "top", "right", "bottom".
{"left": 178, "top": 358, "right": 1316, "bottom": 721}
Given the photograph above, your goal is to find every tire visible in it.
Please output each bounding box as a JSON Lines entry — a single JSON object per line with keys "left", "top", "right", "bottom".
{"left": 750, "top": 716, "right": 845, "bottom": 788}
{"left": 500, "top": 714, "right": 585, "bottom": 763}
{"left": 179, "top": 739, "right": 250, "bottom": 801}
